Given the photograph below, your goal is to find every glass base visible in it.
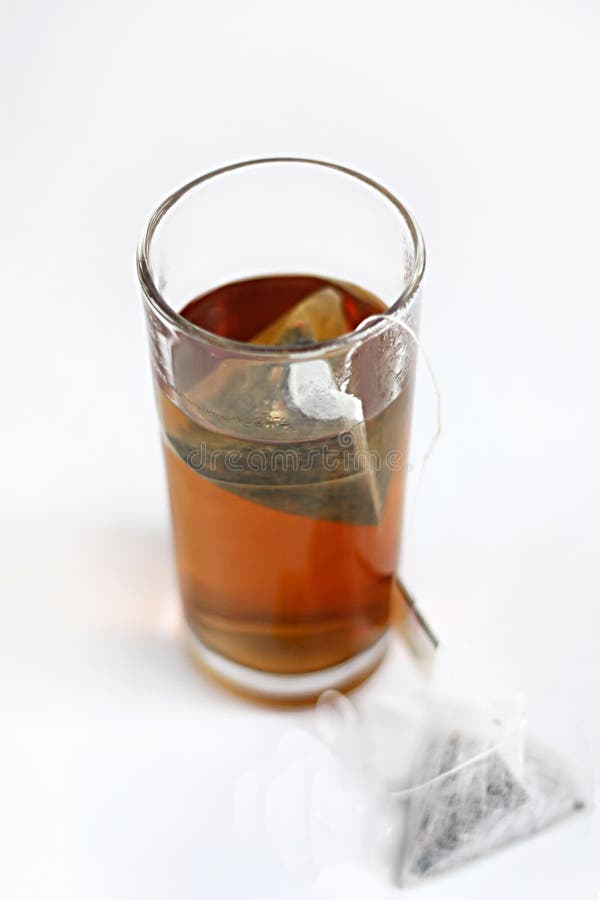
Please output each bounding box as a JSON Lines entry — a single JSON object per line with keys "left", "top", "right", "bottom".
{"left": 184, "top": 623, "right": 389, "bottom": 703}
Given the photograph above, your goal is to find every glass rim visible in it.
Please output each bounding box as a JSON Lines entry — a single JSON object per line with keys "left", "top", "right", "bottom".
{"left": 136, "top": 157, "right": 426, "bottom": 359}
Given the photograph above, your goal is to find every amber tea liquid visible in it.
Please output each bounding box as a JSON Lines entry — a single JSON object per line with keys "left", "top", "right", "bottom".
{"left": 157, "top": 276, "right": 413, "bottom": 678}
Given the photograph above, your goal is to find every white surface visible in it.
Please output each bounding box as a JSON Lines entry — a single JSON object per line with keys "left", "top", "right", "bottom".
{"left": 2, "top": 1, "right": 599, "bottom": 897}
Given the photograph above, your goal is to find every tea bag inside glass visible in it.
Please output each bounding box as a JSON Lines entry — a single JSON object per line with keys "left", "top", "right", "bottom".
{"left": 249, "top": 286, "right": 350, "bottom": 346}
{"left": 162, "top": 287, "right": 410, "bottom": 526}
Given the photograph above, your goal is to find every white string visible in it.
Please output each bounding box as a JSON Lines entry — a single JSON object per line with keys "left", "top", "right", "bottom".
{"left": 315, "top": 690, "right": 510, "bottom": 803}
{"left": 356, "top": 313, "right": 442, "bottom": 548}
{"left": 390, "top": 745, "right": 497, "bottom": 799}
{"left": 394, "top": 318, "right": 442, "bottom": 547}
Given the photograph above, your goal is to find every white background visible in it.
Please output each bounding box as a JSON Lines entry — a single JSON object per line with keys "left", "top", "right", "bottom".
{"left": 2, "top": 1, "right": 599, "bottom": 897}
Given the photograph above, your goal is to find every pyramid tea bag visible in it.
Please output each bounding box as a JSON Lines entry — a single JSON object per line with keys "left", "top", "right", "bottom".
{"left": 314, "top": 692, "right": 586, "bottom": 888}
{"left": 396, "top": 726, "right": 585, "bottom": 884}
{"left": 250, "top": 286, "right": 350, "bottom": 346}
{"left": 162, "top": 286, "right": 408, "bottom": 526}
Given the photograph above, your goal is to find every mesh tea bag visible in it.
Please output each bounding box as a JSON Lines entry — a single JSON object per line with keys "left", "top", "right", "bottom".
{"left": 395, "top": 723, "right": 584, "bottom": 884}
{"left": 161, "top": 287, "right": 409, "bottom": 525}
{"left": 249, "top": 286, "right": 351, "bottom": 346}
{"left": 316, "top": 692, "right": 586, "bottom": 887}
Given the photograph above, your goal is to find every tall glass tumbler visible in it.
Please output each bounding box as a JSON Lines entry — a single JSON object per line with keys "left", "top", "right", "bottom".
{"left": 137, "top": 158, "right": 425, "bottom": 701}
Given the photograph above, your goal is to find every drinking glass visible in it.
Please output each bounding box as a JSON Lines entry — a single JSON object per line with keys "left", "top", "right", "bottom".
{"left": 137, "top": 158, "right": 425, "bottom": 701}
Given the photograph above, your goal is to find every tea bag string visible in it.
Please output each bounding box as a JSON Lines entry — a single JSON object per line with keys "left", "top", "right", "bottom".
{"left": 390, "top": 745, "right": 497, "bottom": 799}
{"left": 356, "top": 314, "right": 442, "bottom": 547}
{"left": 315, "top": 690, "right": 506, "bottom": 801}
{"left": 393, "top": 318, "right": 441, "bottom": 545}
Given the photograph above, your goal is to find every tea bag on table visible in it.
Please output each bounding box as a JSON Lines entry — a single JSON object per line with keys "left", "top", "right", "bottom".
{"left": 374, "top": 697, "right": 586, "bottom": 886}
{"left": 316, "top": 692, "right": 586, "bottom": 888}
{"left": 397, "top": 729, "right": 585, "bottom": 884}
{"left": 166, "top": 287, "right": 399, "bottom": 525}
